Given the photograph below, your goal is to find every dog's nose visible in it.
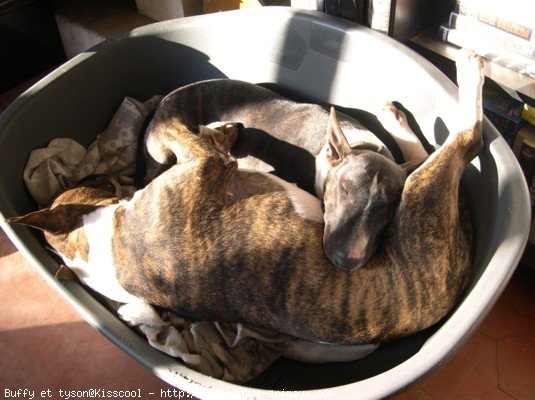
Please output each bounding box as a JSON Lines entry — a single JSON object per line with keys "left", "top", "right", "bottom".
{"left": 329, "top": 249, "right": 345, "bottom": 268}
{"left": 324, "top": 226, "right": 369, "bottom": 270}
{"left": 325, "top": 246, "right": 362, "bottom": 270}
{"left": 348, "top": 238, "right": 366, "bottom": 261}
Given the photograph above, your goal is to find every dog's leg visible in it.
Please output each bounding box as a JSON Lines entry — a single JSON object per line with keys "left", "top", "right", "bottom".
{"left": 387, "top": 50, "right": 483, "bottom": 316}
{"left": 396, "top": 50, "right": 483, "bottom": 223}
{"left": 401, "top": 50, "right": 483, "bottom": 190}
{"left": 143, "top": 109, "right": 237, "bottom": 184}
{"left": 378, "top": 102, "right": 429, "bottom": 163}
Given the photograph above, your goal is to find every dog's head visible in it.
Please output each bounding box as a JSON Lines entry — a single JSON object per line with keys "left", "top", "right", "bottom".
{"left": 320, "top": 108, "right": 408, "bottom": 270}
{"left": 7, "top": 176, "right": 121, "bottom": 256}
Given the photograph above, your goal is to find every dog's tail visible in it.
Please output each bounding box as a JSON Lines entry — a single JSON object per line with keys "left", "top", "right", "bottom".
{"left": 134, "top": 108, "right": 157, "bottom": 189}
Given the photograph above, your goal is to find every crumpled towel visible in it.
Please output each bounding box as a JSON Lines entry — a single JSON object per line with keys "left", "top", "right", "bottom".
{"left": 23, "top": 95, "right": 378, "bottom": 383}
{"left": 23, "top": 95, "right": 162, "bottom": 207}
{"left": 118, "top": 302, "right": 378, "bottom": 383}
{"left": 118, "top": 302, "right": 282, "bottom": 382}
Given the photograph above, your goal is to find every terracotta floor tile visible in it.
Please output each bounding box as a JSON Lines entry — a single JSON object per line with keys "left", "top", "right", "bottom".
{"left": 392, "top": 386, "right": 437, "bottom": 400}
{"left": 0, "top": 250, "right": 79, "bottom": 332}
{"left": 466, "top": 388, "right": 514, "bottom": 400}
{"left": 58, "top": 334, "right": 174, "bottom": 393}
{"left": 0, "top": 323, "right": 79, "bottom": 391}
{"left": 498, "top": 330, "right": 535, "bottom": 400}
{"left": 478, "top": 269, "right": 535, "bottom": 340}
{"left": 0, "top": 227, "right": 17, "bottom": 257}
{"left": 420, "top": 331, "right": 499, "bottom": 400}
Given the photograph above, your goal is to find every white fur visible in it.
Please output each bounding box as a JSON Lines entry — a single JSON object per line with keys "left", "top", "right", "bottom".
{"left": 377, "top": 104, "right": 428, "bottom": 163}
{"left": 237, "top": 156, "right": 275, "bottom": 173}
{"left": 314, "top": 146, "right": 329, "bottom": 200}
{"left": 123, "top": 188, "right": 143, "bottom": 211}
{"left": 61, "top": 202, "right": 143, "bottom": 304}
{"left": 261, "top": 172, "right": 324, "bottom": 223}
{"left": 456, "top": 50, "right": 484, "bottom": 134}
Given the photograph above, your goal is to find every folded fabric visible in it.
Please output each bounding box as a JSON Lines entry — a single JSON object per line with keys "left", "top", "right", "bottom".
{"left": 118, "top": 302, "right": 377, "bottom": 383}
{"left": 23, "top": 95, "right": 378, "bottom": 383}
{"left": 118, "top": 302, "right": 282, "bottom": 383}
{"left": 23, "top": 95, "right": 162, "bottom": 207}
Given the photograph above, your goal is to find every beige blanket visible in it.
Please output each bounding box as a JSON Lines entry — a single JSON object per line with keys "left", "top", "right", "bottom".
{"left": 23, "top": 95, "right": 377, "bottom": 383}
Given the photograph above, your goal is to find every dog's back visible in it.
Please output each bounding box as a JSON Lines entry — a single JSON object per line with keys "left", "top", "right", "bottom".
{"left": 141, "top": 79, "right": 410, "bottom": 270}
{"left": 147, "top": 79, "right": 392, "bottom": 194}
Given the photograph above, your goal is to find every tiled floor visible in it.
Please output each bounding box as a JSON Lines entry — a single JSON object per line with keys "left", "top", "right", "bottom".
{"left": 1, "top": 227, "right": 535, "bottom": 399}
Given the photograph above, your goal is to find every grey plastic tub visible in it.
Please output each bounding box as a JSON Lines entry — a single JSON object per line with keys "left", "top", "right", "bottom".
{"left": 0, "top": 8, "right": 530, "bottom": 400}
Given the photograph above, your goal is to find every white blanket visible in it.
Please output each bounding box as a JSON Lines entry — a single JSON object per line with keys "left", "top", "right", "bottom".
{"left": 23, "top": 95, "right": 377, "bottom": 383}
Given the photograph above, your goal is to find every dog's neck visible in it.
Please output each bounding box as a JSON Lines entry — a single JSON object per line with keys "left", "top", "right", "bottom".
{"left": 48, "top": 199, "right": 144, "bottom": 304}
{"left": 28, "top": 184, "right": 144, "bottom": 304}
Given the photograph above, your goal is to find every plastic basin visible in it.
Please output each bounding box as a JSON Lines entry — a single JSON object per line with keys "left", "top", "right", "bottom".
{"left": 0, "top": 8, "right": 530, "bottom": 400}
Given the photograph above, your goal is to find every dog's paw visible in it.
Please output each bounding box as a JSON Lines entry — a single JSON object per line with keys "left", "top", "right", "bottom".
{"left": 378, "top": 102, "right": 409, "bottom": 133}
{"left": 200, "top": 122, "right": 240, "bottom": 153}
{"left": 456, "top": 49, "right": 484, "bottom": 69}
{"left": 456, "top": 49, "right": 484, "bottom": 90}
{"left": 207, "top": 121, "right": 239, "bottom": 146}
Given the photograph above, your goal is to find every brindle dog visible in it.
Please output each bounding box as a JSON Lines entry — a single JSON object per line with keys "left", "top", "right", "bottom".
{"left": 8, "top": 51, "right": 482, "bottom": 345}
{"left": 141, "top": 78, "right": 422, "bottom": 271}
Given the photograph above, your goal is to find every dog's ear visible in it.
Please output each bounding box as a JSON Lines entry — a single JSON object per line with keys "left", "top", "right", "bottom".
{"left": 6, "top": 204, "right": 98, "bottom": 234}
{"left": 327, "top": 107, "right": 352, "bottom": 163}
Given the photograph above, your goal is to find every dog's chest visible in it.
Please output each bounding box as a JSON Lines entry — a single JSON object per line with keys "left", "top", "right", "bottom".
{"left": 61, "top": 204, "right": 142, "bottom": 304}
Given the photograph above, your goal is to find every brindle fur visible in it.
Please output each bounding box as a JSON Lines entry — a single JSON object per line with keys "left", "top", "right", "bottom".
{"left": 142, "top": 79, "right": 391, "bottom": 190}
{"left": 141, "top": 78, "right": 406, "bottom": 270}
{"left": 8, "top": 51, "right": 482, "bottom": 345}
{"left": 110, "top": 52, "right": 481, "bottom": 343}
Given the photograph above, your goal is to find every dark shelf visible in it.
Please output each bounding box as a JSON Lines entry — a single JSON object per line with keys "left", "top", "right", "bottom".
{"left": 411, "top": 28, "right": 535, "bottom": 99}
